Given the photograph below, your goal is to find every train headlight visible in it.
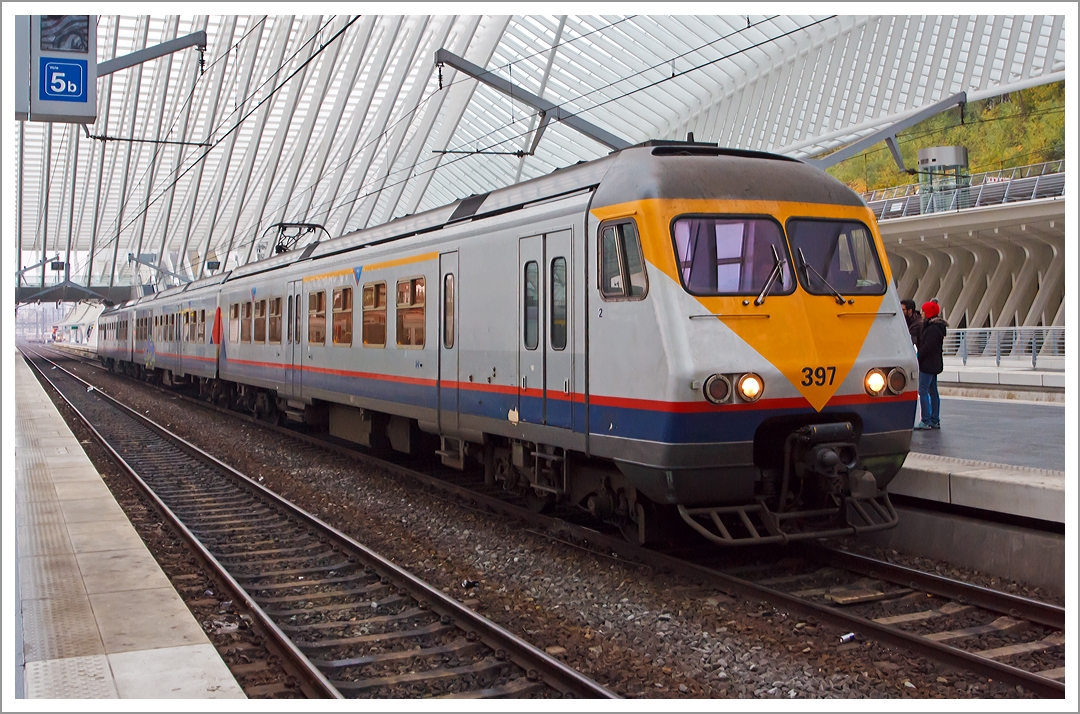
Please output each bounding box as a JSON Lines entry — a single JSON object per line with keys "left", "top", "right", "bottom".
{"left": 887, "top": 367, "right": 907, "bottom": 395}
{"left": 737, "top": 373, "right": 763, "bottom": 402}
{"left": 703, "top": 374, "right": 732, "bottom": 404}
{"left": 864, "top": 369, "right": 887, "bottom": 396}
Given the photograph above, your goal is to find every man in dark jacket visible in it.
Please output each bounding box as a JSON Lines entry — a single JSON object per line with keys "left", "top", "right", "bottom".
{"left": 915, "top": 301, "right": 947, "bottom": 430}
{"left": 900, "top": 299, "right": 923, "bottom": 346}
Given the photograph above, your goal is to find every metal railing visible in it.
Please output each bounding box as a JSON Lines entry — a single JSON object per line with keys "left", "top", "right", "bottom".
{"left": 863, "top": 160, "right": 1065, "bottom": 221}
{"left": 943, "top": 327, "right": 1066, "bottom": 369}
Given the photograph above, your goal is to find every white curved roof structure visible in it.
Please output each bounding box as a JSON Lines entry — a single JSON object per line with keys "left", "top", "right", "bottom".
{"left": 12, "top": 13, "right": 1068, "bottom": 295}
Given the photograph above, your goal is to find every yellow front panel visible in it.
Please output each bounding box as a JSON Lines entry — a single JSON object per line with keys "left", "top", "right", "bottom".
{"left": 592, "top": 198, "right": 891, "bottom": 411}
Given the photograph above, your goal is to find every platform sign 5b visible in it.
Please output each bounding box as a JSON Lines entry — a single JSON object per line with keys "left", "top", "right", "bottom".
{"left": 26, "top": 15, "right": 97, "bottom": 123}
{"left": 41, "top": 58, "right": 88, "bottom": 102}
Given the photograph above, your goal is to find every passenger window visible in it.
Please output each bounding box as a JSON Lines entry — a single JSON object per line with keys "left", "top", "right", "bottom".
{"left": 188, "top": 311, "right": 196, "bottom": 342}
{"left": 198, "top": 310, "right": 206, "bottom": 343}
{"left": 241, "top": 302, "right": 252, "bottom": 342}
{"left": 308, "top": 291, "right": 326, "bottom": 344}
{"left": 269, "top": 298, "right": 282, "bottom": 344}
{"left": 229, "top": 304, "right": 239, "bottom": 343}
{"left": 550, "top": 257, "right": 567, "bottom": 350}
{"left": 443, "top": 274, "right": 454, "bottom": 349}
{"left": 396, "top": 277, "right": 425, "bottom": 348}
{"left": 253, "top": 300, "right": 266, "bottom": 343}
{"left": 523, "top": 261, "right": 539, "bottom": 350}
{"left": 599, "top": 220, "right": 648, "bottom": 300}
{"left": 362, "top": 282, "right": 387, "bottom": 347}
{"left": 332, "top": 287, "right": 353, "bottom": 346}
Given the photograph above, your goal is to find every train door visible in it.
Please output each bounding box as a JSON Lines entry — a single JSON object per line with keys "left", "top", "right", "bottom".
{"left": 518, "top": 231, "right": 576, "bottom": 429}
{"left": 438, "top": 252, "right": 459, "bottom": 435}
{"left": 287, "top": 280, "right": 304, "bottom": 397}
{"left": 519, "top": 235, "right": 545, "bottom": 424}
{"left": 545, "top": 230, "right": 574, "bottom": 430}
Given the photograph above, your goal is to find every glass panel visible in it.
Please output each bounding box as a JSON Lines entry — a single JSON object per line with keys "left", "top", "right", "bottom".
{"left": 550, "top": 257, "right": 567, "bottom": 350}
{"left": 308, "top": 291, "right": 326, "bottom": 344}
{"left": 254, "top": 300, "right": 266, "bottom": 343}
{"left": 332, "top": 288, "right": 352, "bottom": 345}
{"left": 269, "top": 298, "right": 281, "bottom": 344}
{"left": 443, "top": 274, "right": 455, "bottom": 349}
{"left": 787, "top": 219, "right": 886, "bottom": 295}
{"left": 241, "top": 302, "right": 252, "bottom": 342}
{"left": 600, "top": 221, "right": 648, "bottom": 299}
{"left": 524, "top": 261, "right": 539, "bottom": 350}
{"left": 672, "top": 216, "right": 793, "bottom": 296}
{"left": 230, "top": 304, "right": 239, "bottom": 343}
{"left": 363, "top": 283, "right": 387, "bottom": 346}
{"left": 396, "top": 279, "right": 425, "bottom": 347}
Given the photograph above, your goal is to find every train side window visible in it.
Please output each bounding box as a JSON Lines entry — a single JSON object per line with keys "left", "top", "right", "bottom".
{"left": 550, "top": 257, "right": 567, "bottom": 350}
{"left": 362, "top": 282, "right": 387, "bottom": 347}
{"left": 188, "top": 311, "right": 196, "bottom": 342}
{"left": 443, "top": 274, "right": 454, "bottom": 349}
{"left": 598, "top": 219, "right": 648, "bottom": 300}
{"left": 242, "top": 302, "right": 253, "bottom": 342}
{"left": 396, "top": 277, "right": 425, "bottom": 348}
{"left": 269, "top": 298, "right": 282, "bottom": 343}
{"left": 523, "top": 261, "right": 539, "bottom": 350}
{"left": 308, "top": 291, "right": 326, "bottom": 344}
{"left": 294, "top": 295, "right": 301, "bottom": 343}
{"left": 169, "top": 314, "right": 175, "bottom": 341}
{"left": 332, "top": 287, "right": 353, "bottom": 346}
{"left": 254, "top": 299, "right": 267, "bottom": 343}
{"left": 286, "top": 296, "right": 293, "bottom": 344}
{"left": 229, "top": 304, "right": 239, "bottom": 343}
{"left": 198, "top": 310, "right": 206, "bottom": 343}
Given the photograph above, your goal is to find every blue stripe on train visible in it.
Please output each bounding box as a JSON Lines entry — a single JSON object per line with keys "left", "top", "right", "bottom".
{"left": 222, "top": 364, "right": 915, "bottom": 444}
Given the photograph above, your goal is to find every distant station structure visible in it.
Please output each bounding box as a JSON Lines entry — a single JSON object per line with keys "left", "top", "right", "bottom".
{"left": 10, "top": 14, "right": 1069, "bottom": 326}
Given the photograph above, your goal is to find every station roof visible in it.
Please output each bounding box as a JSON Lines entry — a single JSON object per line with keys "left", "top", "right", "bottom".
{"left": 12, "top": 13, "right": 1068, "bottom": 290}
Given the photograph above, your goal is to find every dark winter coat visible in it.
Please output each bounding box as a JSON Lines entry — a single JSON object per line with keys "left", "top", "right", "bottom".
{"left": 917, "top": 317, "right": 948, "bottom": 374}
{"left": 905, "top": 311, "right": 924, "bottom": 346}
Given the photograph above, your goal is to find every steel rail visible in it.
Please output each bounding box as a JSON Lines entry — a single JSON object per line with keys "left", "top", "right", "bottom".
{"left": 23, "top": 346, "right": 617, "bottom": 700}
{"left": 796, "top": 544, "right": 1065, "bottom": 630}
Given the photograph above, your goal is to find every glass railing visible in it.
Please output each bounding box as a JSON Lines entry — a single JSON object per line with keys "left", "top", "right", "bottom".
{"left": 862, "top": 160, "right": 1065, "bottom": 220}
{"left": 943, "top": 327, "right": 1066, "bottom": 369}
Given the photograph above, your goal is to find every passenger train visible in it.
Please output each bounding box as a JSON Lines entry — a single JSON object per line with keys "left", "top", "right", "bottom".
{"left": 98, "top": 141, "right": 918, "bottom": 545}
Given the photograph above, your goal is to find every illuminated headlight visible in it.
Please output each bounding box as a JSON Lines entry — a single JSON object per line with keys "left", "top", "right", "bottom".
{"left": 703, "top": 374, "right": 732, "bottom": 404}
{"left": 864, "top": 369, "right": 887, "bottom": 396}
{"left": 737, "top": 373, "right": 763, "bottom": 402}
{"left": 887, "top": 367, "right": 907, "bottom": 395}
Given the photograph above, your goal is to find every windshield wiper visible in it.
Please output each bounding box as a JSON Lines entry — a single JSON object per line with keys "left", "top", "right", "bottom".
{"left": 797, "top": 248, "right": 846, "bottom": 305}
{"left": 754, "top": 244, "right": 786, "bottom": 306}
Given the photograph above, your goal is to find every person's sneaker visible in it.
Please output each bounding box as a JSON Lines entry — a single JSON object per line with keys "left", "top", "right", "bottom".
{"left": 914, "top": 421, "right": 932, "bottom": 430}
{"left": 930, "top": 423, "right": 941, "bottom": 429}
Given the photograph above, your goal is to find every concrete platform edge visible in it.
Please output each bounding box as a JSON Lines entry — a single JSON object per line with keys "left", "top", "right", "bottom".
{"left": 862, "top": 505, "right": 1065, "bottom": 596}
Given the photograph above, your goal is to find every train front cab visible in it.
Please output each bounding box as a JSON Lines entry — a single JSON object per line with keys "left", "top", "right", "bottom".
{"left": 585, "top": 147, "right": 918, "bottom": 545}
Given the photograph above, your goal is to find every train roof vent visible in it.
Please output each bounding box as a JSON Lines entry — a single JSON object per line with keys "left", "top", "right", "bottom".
{"left": 446, "top": 192, "right": 489, "bottom": 223}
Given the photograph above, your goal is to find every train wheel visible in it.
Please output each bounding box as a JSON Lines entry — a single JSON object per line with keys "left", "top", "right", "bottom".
{"left": 523, "top": 488, "right": 555, "bottom": 514}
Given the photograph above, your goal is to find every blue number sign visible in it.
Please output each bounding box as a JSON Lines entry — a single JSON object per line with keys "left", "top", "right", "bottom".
{"left": 40, "top": 57, "right": 87, "bottom": 102}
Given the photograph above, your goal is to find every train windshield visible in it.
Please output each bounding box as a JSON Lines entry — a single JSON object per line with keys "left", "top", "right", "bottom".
{"left": 672, "top": 216, "right": 794, "bottom": 296}
{"left": 786, "top": 219, "right": 886, "bottom": 296}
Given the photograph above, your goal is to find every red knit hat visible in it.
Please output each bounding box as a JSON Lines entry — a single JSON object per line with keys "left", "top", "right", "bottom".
{"left": 922, "top": 301, "right": 940, "bottom": 319}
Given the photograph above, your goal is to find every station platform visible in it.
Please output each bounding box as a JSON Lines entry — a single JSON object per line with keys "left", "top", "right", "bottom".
{"left": 11, "top": 352, "right": 244, "bottom": 699}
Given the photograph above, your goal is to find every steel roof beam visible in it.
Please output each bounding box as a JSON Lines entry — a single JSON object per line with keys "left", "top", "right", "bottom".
{"left": 434, "top": 47, "right": 630, "bottom": 151}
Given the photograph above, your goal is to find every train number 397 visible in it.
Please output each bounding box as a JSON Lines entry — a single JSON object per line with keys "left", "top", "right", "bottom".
{"left": 801, "top": 366, "right": 836, "bottom": 386}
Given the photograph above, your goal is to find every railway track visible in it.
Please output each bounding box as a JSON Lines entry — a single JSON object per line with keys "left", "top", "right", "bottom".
{"left": 22, "top": 346, "right": 616, "bottom": 700}
{"left": 40, "top": 344, "right": 1066, "bottom": 698}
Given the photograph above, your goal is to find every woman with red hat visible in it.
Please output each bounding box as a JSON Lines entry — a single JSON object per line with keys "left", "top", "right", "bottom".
{"left": 915, "top": 300, "right": 947, "bottom": 430}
